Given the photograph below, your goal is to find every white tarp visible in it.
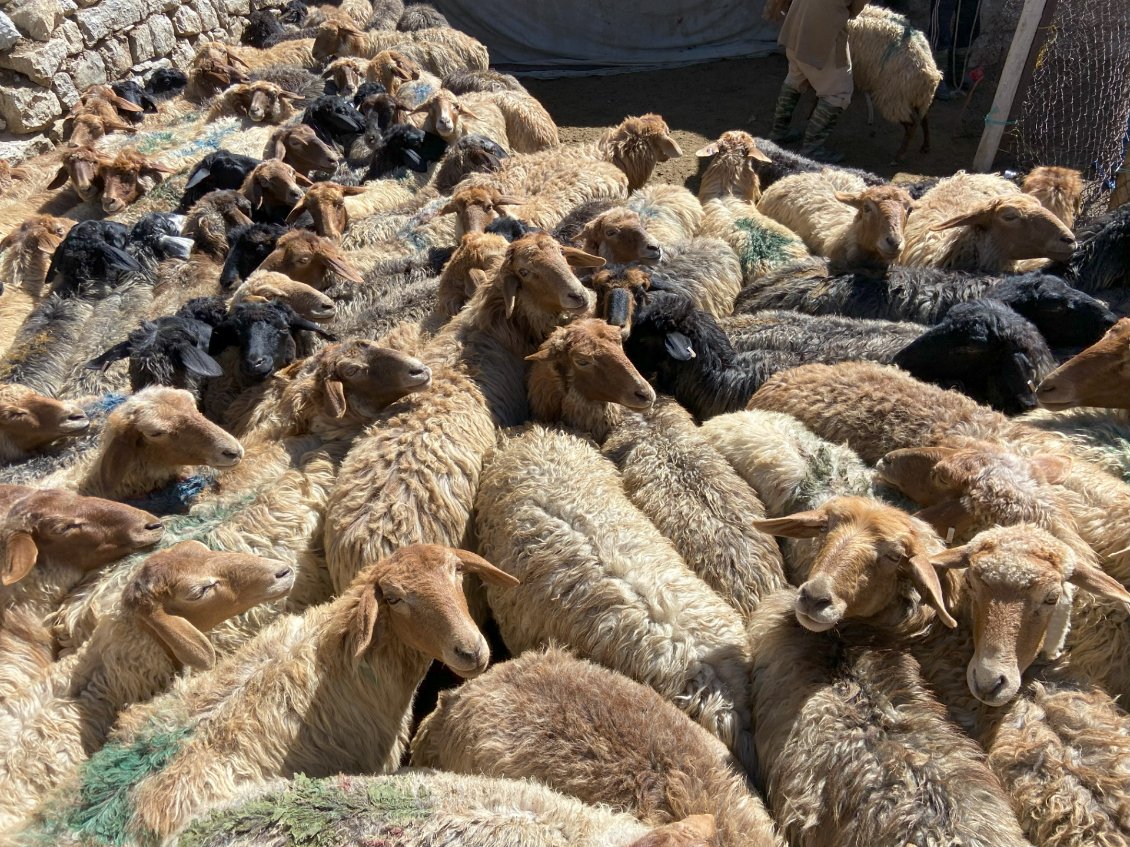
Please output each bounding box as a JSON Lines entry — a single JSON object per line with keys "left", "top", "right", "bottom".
{"left": 431, "top": 0, "right": 779, "bottom": 76}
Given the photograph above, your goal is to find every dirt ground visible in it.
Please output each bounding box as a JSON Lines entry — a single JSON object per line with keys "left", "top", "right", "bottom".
{"left": 524, "top": 54, "right": 995, "bottom": 189}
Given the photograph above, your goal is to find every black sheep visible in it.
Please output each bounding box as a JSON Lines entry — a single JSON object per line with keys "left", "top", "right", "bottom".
{"left": 109, "top": 80, "right": 157, "bottom": 125}
{"left": 219, "top": 223, "right": 288, "bottom": 289}
{"left": 279, "top": 0, "right": 308, "bottom": 25}
{"left": 748, "top": 138, "right": 884, "bottom": 191}
{"left": 241, "top": 10, "right": 286, "bottom": 47}
{"left": 1049, "top": 204, "right": 1130, "bottom": 292}
{"left": 302, "top": 96, "right": 367, "bottom": 149}
{"left": 129, "top": 212, "right": 193, "bottom": 265}
{"left": 367, "top": 125, "right": 447, "bottom": 178}
{"left": 396, "top": 3, "right": 448, "bottom": 30}
{"left": 144, "top": 68, "right": 188, "bottom": 98}
{"left": 432, "top": 134, "right": 506, "bottom": 193}
{"left": 485, "top": 216, "right": 536, "bottom": 242}
{"left": 85, "top": 314, "right": 223, "bottom": 394}
{"left": 352, "top": 81, "right": 387, "bottom": 107}
{"left": 178, "top": 150, "right": 261, "bottom": 213}
{"left": 552, "top": 199, "right": 618, "bottom": 245}
{"left": 735, "top": 263, "right": 1116, "bottom": 352}
{"left": 45, "top": 221, "right": 140, "bottom": 296}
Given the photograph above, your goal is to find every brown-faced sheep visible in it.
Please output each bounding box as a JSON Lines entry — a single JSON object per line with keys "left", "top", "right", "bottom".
{"left": 284, "top": 181, "right": 368, "bottom": 241}
{"left": 625, "top": 183, "right": 703, "bottom": 246}
{"left": 576, "top": 207, "right": 662, "bottom": 264}
{"left": 239, "top": 159, "right": 312, "bottom": 225}
{"left": 413, "top": 88, "right": 559, "bottom": 154}
{"left": 206, "top": 81, "right": 305, "bottom": 124}
{"left": 265, "top": 123, "right": 340, "bottom": 177}
{"left": 695, "top": 131, "right": 773, "bottom": 203}
{"left": 230, "top": 270, "right": 337, "bottom": 323}
{"left": 98, "top": 149, "right": 179, "bottom": 216}
{"left": 412, "top": 648, "right": 783, "bottom": 847}
{"left": 899, "top": 172, "right": 1077, "bottom": 272}
{"left": 0, "top": 541, "right": 294, "bottom": 831}
{"left": 0, "top": 218, "right": 72, "bottom": 347}
{"left": 44, "top": 146, "right": 111, "bottom": 204}
{"left": 758, "top": 171, "right": 913, "bottom": 268}
{"left": 38, "top": 545, "right": 516, "bottom": 845}
{"left": 1021, "top": 165, "right": 1084, "bottom": 228}
{"left": 431, "top": 183, "right": 526, "bottom": 239}
{"left": 0, "top": 385, "right": 89, "bottom": 464}
{"left": 257, "top": 228, "right": 365, "bottom": 288}
{"left": 1036, "top": 317, "right": 1130, "bottom": 411}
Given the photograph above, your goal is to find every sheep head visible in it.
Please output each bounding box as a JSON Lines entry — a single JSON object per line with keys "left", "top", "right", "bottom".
{"left": 341, "top": 544, "right": 517, "bottom": 676}
{"left": 100, "top": 149, "right": 178, "bottom": 214}
{"left": 434, "top": 185, "right": 526, "bottom": 239}
{"left": 312, "top": 21, "right": 367, "bottom": 62}
{"left": 241, "top": 159, "right": 311, "bottom": 216}
{"left": 284, "top": 182, "right": 366, "bottom": 241}
{"left": 589, "top": 266, "right": 652, "bottom": 338}
{"left": 1036, "top": 317, "right": 1130, "bottom": 410}
{"left": 436, "top": 231, "right": 508, "bottom": 318}
{"left": 66, "top": 112, "right": 136, "bottom": 146}
{"left": 307, "top": 339, "right": 431, "bottom": 419}
{"left": 580, "top": 208, "right": 661, "bottom": 265}
{"left": 210, "top": 300, "right": 333, "bottom": 382}
{"left": 191, "top": 56, "right": 249, "bottom": 99}
{"left": 499, "top": 232, "right": 602, "bottom": 319}
{"left": 268, "top": 123, "right": 340, "bottom": 176}
{"left": 227, "top": 81, "right": 304, "bottom": 123}
{"left": 234, "top": 271, "right": 337, "bottom": 322}
{"left": 526, "top": 318, "right": 655, "bottom": 419}
{"left": 0, "top": 384, "right": 89, "bottom": 455}
{"left": 0, "top": 215, "right": 71, "bottom": 273}
{"left": 123, "top": 539, "right": 293, "bottom": 669}
{"left": 930, "top": 193, "right": 1077, "bottom": 263}
{"left": 0, "top": 486, "right": 162, "bottom": 584}
{"left": 930, "top": 525, "right": 1130, "bottom": 706}
{"left": 324, "top": 56, "right": 369, "bottom": 96}
{"left": 1021, "top": 165, "right": 1084, "bottom": 229}
{"left": 833, "top": 184, "right": 914, "bottom": 264}
{"left": 47, "top": 146, "right": 110, "bottom": 202}
{"left": 258, "top": 229, "right": 363, "bottom": 287}
{"left": 601, "top": 114, "right": 682, "bottom": 191}
{"left": 694, "top": 130, "right": 770, "bottom": 202}
{"left": 411, "top": 90, "right": 474, "bottom": 142}
{"left": 368, "top": 49, "right": 421, "bottom": 94}
{"left": 754, "top": 496, "right": 954, "bottom": 632}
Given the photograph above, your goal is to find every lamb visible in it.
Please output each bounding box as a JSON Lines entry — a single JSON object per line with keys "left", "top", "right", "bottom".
{"left": 205, "top": 81, "right": 304, "bottom": 124}
{"left": 264, "top": 123, "right": 340, "bottom": 176}
{"left": 735, "top": 263, "right": 1117, "bottom": 352}
{"left": 239, "top": 159, "right": 312, "bottom": 224}
{"left": 230, "top": 271, "right": 336, "bottom": 322}
{"left": 846, "top": 5, "right": 942, "bottom": 159}
{"left": 412, "top": 648, "right": 782, "bottom": 847}
{"left": 97, "top": 149, "right": 179, "bottom": 215}
{"left": 39, "top": 387, "right": 244, "bottom": 505}
{"left": 475, "top": 422, "right": 755, "bottom": 768}
{"left": 757, "top": 171, "right": 913, "bottom": 268}
{"left": 1021, "top": 165, "right": 1084, "bottom": 228}
{"left": 300, "top": 95, "right": 367, "bottom": 149}
{"left": 257, "top": 228, "right": 365, "bottom": 287}
{"left": 64, "top": 111, "right": 136, "bottom": 147}
{"left": 27, "top": 544, "right": 517, "bottom": 845}
{"left": 44, "top": 145, "right": 112, "bottom": 203}
{"left": 365, "top": 123, "right": 448, "bottom": 178}
{"left": 1036, "top": 317, "right": 1130, "bottom": 411}
{"left": 443, "top": 67, "right": 524, "bottom": 94}
{"left": 747, "top": 136, "right": 885, "bottom": 191}
{"left": 284, "top": 181, "right": 368, "bottom": 240}
{"left": 180, "top": 771, "right": 716, "bottom": 847}
{"left": 569, "top": 207, "right": 662, "bottom": 264}
{"left": 899, "top": 172, "right": 1077, "bottom": 271}
{"left": 323, "top": 233, "right": 602, "bottom": 592}
{"left": 0, "top": 541, "right": 294, "bottom": 831}
{"left": 0, "top": 386, "right": 89, "bottom": 464}
{"left": 366, "top": 49, "right": 436, "bottom": 102}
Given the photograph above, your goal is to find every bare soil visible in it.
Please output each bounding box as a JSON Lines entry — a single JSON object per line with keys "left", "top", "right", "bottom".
{"left": 523, "top": 54, "right": 994, "bottom": 189}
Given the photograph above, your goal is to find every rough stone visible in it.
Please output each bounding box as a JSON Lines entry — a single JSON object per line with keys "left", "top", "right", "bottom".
{"left": 148, "top": 13, "right": 174, "bottom": 54}
{"left": 98, "top": 36, "right": 132, "bottom": 76}
{"left": 7, "top": 0, "right": 62, "bottom": 41}
{"left": 60, "top": 18, "right": 83, "bottom": 52}
{"left": 171, "top": 5, "right": 201, "bottom": 34}
{"left": 170, "top": 38, "right": 195, "bottom": 67}
{"left": 75, "top": 0, "right": 141, "bottom": 45}
{"left": 0, "top": 132, "right": 53, "bottom": 160}
{"left": 194, "top": 0, "right": 218, "bottom": 31}
{"left": 58, "top": 0, "right": 76, "bottom": 12}
{"left": 127, "top": 22, "right": 153, "bottom": 63}
{"left": 69, "top": 48, "right": 106, "bottom": 88}
{"left": 52, "top": 70, "right": 78, "bottom": 108}
{"left": 0, "top": 11, "right": 19, "bottom": 50}
{"left": 0, "top": 81, "right": 61, "bottom": 132}
{"left": 0, "top": 34, "right": 66, "bottom": 84}
{"left": 221, "top": 0, "right": 250, "bottom": 14}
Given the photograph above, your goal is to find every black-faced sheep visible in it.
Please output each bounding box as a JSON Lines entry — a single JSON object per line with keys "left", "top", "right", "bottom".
{"left": 178, "top": 150, "right": 260, "bottom": 213}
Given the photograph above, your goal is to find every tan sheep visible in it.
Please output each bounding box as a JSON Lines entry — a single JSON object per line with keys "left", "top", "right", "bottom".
{"left": 0, "top": 217, "right": 73, "bottom": 354}
{"left": 32, "top": 545, "right": 516, "bottom": 844}
{"left": 412, "top": 647, "right": 783, "bottom": 847}
{"left": 257, "top": 228, "right": 366, "bottom": 288}
{"left": 311, "top": 21, "right": 488, "bottom": 71}
{"left": 205, "top": 81, "right": 305, "bottom": 124}
{"left": 1021, "top": 165, "right": 1084, "bottom": 228}
{"left": 282, "top": 181, "right": 368, "bottom": 241}
{"left": 695, "top": 130, "right": 773, "bottom": 203}
{"left": 899, "top": 172, "right": 1077, "bottom": 271}
{"left": 625, "top": 183, "right": 703, "bottom": 245}
{"left": 0, "top": 541, "right": 294, "bottom": 831}
{"left": 758, "top": 170, "right": 913, "bottom": 267}
{"left": 239, "top": 159, "right": 313, "bottom": 228}
{"left": 230, "top": 271, "right": 337, "bottom": 323}
{"left": 0, "top": 385, "right": 89, "bottom": 464}
{"left": 1036, "top": 316, "right": 1130, "bottom": 411}
{"left": 264, "top": 123, "right": 341, "bottom": 177}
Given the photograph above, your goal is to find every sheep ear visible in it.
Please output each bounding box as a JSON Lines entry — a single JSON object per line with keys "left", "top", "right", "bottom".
{"left": 294, "top": 172, "right": 314, "bottom": 187}
{"left": 457, "top": 104, "right": 480, "bottom": 121}
{"left": 1068, "top": 558, "right": 1130, "bottom": 609}
{"left": 86, "top": 340, "right": 132, "bottom": 372}
{"left": 907, "top": 553, "right": 958, "bottom": 628}
{"left": 452, "top": 548, "right": 519, "bottom": 588}
{"left": 177, "top": 344, "right": 225, "bottom": 378}
{"left": 930, "top": 544, "right": 973, "bottom": 570}
{"left": 657, "top": 134, "right": 683, "bottom": 159}
{"left": 664, "top": 331, "right": 695, "bottom": 361}
{"left": 495, "top": 195, "right": 526, "bottom": 207}
{"left": 502, "top": 271, "right": 520, "bottom": 319}
{"left": 47, "top": 165, "right": 70, "bottom": 190}
{"left": 747, "top": 145, "right": 772, "bottom": 163}
{"left": 144, "top": 160, "right": 178, "bottom": 175}
{"left": 324, "top": 379, "right": 348, "bottom": 418}
{"left": 284, "top": 196, "right": 309, "bottom": 224}
{"left": 290, "top": 315, "right": 337, "bottom": 339}
{"left": 693, "top": 142, "right": 719, "bottom": 157}
{"left": 341, "top": 185, "right": 367, "bottom": 196}
{"left": 141, "top": 607, "right": 215, "bottom": 670}
{"left": 561, "top": 246, "right": 605, "bottom": 268}
{"left": 1029, "top": 454, "right": 1072, "bottom": 485}
{"left": 2, "top": 532, "right": 39, "bottom": 586}
{"left": 435, "top": 200, "right": 459, "bottom": 217}
{"left": 931, "top": 208, "right": 991, "bottom": 231}
{"left": 346, "top": 584, "right": 380, "bottom": 660}
{"left": 184, "top": 166, "right": 212, "bottom": 190}
{"left": 834, "top": 191, "right": 866, "bottom": 209}
{"left": 325, "top": 255, "right": 365, "bottom": 285}
{"left": 271, "top": 136, "right": 289, "bottom": 160}
{"left": 752, "top": 510, "right": 828, "bottom": 538}
{"left": 524, "top": 347, "right": 552, "bottom": 362}
{"left": 109, "top": 94, "right": 144, "bottom": 113}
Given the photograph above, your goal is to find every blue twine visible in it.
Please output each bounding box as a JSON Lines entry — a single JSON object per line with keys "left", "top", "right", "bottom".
{"left": 123, "top": 473, "right": 214, "bottom": 516}
{"left": 84, "top": 393, "right": 128, "bottom": 416}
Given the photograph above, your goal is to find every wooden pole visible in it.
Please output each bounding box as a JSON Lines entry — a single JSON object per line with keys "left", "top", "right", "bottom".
{"left": 972, "top": 0, "right": 1048, "bottom": 171}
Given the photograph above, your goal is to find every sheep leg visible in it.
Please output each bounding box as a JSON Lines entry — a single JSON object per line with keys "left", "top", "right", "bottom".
{"left": 920, "top": 113, "right": 931, "bottom": 154}
{"left": 895, "top": 122, "right": 914, "bottom": 161}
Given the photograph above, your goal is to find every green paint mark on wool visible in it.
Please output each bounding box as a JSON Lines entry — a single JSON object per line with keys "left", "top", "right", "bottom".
{"left": 35, "top": 726, "right": 193, "bottom": 847}
{"left": 734, "top": 217, "right": 795, "bottom": 276}
{"left": 181, "top": 775, "right": 430, "bottom": 847}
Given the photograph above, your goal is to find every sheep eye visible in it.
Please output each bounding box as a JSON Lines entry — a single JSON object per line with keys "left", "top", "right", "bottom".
{"left": 605, "top": 229, "right": 618, "bottom": 237}
{"left": 297, "top": 256, "right": 311, "bottom": 265}
{"left": 189, "top": 581, "right": 218, "bottom": 600}
{"left": 340, "top": 363, "right": 361, "bottom": 378}
{"left": 64, "top": 522, "right": 85, "bottom": 533}
{"left": 574, "top": 357, "right": 595, "bottom": 368}
{"left": 385, "top": 595, "right": 402, "bottom": 606}
{"left": 1001, "top": 212, "right": 1020, "bottom": 222}
{"left": 518, "top": 268, "right": 530, "bottom": 278}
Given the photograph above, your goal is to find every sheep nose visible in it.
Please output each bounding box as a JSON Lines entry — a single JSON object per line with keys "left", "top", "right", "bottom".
{"left": 1060, "top": 235, "right": 1076, "bottom": 246}
{"left": 144, "top": 521, "right": 163, "bottom": 532}
{"left": 565, "top": 292, "right": 587, "bottom": 309}
{"left": 409, "top": 365, "right": 431, "bottom": 381}
{"left": 798, "top": 585, "right": 833, "bottom": 613}
{"left": 452, "top": 644, "right": 482, "bottom": 667}
{"left": 67, "top": 411, "right": 88, "bottom": 421}
{"left": 884, "top": 237, "right": 903, "bottom": 252}
{"left": 221, "top": 446, "right": 243, "bottom": 461}
{"left": 634, "top": 388, "right": 654, "bottom": 404}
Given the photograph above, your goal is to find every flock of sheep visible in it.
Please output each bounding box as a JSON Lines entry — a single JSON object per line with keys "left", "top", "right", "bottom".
{"left": 0, "top": 0, "right": 1129, "bottom": 844}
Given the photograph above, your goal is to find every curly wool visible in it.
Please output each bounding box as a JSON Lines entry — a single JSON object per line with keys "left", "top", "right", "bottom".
{"left": 847, "top": 6, "right": 941, "bottom": 126}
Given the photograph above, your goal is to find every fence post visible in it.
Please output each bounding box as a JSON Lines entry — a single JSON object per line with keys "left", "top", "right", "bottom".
{"left": 972, "top": 0, "right": 1048, "bottom": 171}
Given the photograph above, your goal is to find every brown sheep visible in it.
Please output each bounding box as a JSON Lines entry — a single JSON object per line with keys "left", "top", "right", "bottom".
{"left": 695, "top": 130, "right": 772, "bottom": 203}
{"left": 230, "top": 271, "right": 337, "bottom": 322}
{"left": 45, "top": 146, "right": 110, "bottom": 203}
{"left": 284, "top": 181, "right": 368, "bottom": 241}
{"left": 432, "top": 231, "right": 508, "bottom": 319}
{"left": 265, "top": 123, "right": 340, "bottom": 176}
{"left": 186, "top": 44, "right": 250, "bottom": 102}
{"left": 0, "top": 161, "right": 30, "bottom": 198}
{"left": 206, "top": 81, "right": 305, "bottom": 124}
{"left": 0, "top": 385, "right": 89, "bottom": 464}
{"left": 412, "top": 647, "right": 783, "bottom": 847}
{"left": 239, "top": 159, "right": 312, "bottom": 224}
{"left": 323, "top": 56, "right": 370, "bottom": 96}
{"left": 0, "top": 216, "right": 71, "bottom": 355}
{"left": 1021, "top": 165, "right": 1084, "bottom": 228}
{"left": 1036, "top": 316, "right": 1130, "bottom": 410}
{"left": 64, "top": 112, "right": 136, "bottom": 147}
{"left": 431, "top": 184, "right": 525, "bottom": 239}
{"left": 578, "top": 207, "right": 662, "bottom": 264}
{"left": 98, "top": 149, "right": 178, "bottom": 214}
{"left": 367, "top": 48, "right": 425, "bottom": 96}
{"left": 258, "top": 228, "right": 365, "bottom": 287}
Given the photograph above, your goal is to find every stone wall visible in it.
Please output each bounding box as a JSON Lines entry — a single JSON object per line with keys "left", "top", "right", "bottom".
{"left": 0, "top": 0, "right": 281, "bottom": 142}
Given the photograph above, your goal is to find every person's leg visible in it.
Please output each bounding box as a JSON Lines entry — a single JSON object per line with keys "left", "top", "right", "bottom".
{"left": 769, "top": 59, "right": 809, "bottom": 142}
{"left": 799, "top": 57, "right": 852, "bottom": 162}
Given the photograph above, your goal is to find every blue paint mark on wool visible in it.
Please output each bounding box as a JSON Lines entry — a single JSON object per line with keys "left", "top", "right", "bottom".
{"left": 84, "top": 393, "right": 128, "bottom": 417}
{"left": 123, "top": 472, "right": 214, "bottom": 516}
